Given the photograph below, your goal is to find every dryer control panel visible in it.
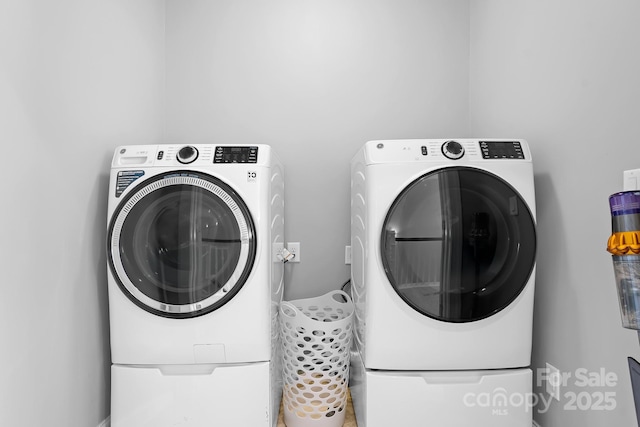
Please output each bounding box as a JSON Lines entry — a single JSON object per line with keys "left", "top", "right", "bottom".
{"left": 363, "top": 139, "right": 531, "bottom": 164}
{"left": 479, "top": 141, "right": 525, "bottom": 159}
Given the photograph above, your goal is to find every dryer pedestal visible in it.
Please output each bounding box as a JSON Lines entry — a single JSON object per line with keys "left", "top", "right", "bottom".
{"left": 350, "top": 350, "right": 533, "bottom": 427}
{"left": 111, "top": 362, "right": 281, "bottom": 427}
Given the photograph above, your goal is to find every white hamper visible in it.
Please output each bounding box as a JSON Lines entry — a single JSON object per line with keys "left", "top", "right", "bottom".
{"left": 279, "top": 291, "right": 354, "bottom": 427}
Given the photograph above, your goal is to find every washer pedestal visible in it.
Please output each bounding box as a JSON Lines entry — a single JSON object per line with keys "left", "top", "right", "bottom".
{"left": 112, "top": 362, "right": 280, "bottom": 427}
{"left": 350, "top": 350, "right": 533, "bottom": 427}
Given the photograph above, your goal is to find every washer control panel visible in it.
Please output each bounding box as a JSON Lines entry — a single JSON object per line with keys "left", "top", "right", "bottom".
{"left": 214, "top": 146, "right": 258, "bottom": 163}
{"left": 114, "top": 144, "right": 270, "bottom": 169}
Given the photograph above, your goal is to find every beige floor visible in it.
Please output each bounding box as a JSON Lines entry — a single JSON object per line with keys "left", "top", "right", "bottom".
{"left": 277, "top": 389, "right": 357, "bottom": 427}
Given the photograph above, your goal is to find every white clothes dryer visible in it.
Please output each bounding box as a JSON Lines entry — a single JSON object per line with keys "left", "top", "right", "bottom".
{"left": 350, "top": 139, "right": 537, "bottom": 371}
{"left": 107, "top": 144, "right": 284, "bottom": 365}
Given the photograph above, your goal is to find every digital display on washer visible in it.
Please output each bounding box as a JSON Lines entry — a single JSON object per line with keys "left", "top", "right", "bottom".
{"left": 214, "top": 146, "right": 258, "bottom": 163}
{"left": 479, "top": 141, "right": 525, "bottom": 159}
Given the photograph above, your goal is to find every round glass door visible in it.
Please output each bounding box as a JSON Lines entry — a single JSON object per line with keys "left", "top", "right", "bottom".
{"left": 381, "top": 167, "right": 536, "bottom": 322}
{"left": 108, "top": 172, "right": 256, "bottom": 318}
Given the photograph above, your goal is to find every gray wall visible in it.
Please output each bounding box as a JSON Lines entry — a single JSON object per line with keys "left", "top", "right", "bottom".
{"left": 0, "top": 1, "right": 164, "bottom": 426}
{"left": 469, "top": 1, "right": 640, "bottom": 425}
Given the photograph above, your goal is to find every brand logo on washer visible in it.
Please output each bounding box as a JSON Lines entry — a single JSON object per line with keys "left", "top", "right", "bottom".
{"left": 247, "top": 171, "right": 257, "bottom": 182}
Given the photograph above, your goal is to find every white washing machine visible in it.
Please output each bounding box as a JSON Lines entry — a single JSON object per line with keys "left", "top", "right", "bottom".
{"left": 351, "top": 139, "right": 536, "bottom": 371}
{"left": 107, "top": 144, "right": 284, "bottom": 426}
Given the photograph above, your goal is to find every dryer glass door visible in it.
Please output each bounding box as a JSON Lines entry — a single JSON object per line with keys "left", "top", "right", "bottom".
{"left": 381, "top": 167, "right": 536, "bottom": 322}
{"left": 108, "top": 172, "right": 256, "bottom": 318}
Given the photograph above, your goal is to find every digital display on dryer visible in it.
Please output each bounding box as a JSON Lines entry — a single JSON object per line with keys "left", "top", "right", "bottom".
{"left": 479, "top": 141, "right": 525, "bottom": 159}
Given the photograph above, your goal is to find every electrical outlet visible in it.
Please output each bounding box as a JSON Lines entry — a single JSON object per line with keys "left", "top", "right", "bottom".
{"left": 624, "top": 169, "right": 640, "bottom": 191}
{"left": 345, "top": 246, "right": 352, "bottom": 265}
{"left": 287, "top": 242, "right": 300, "bottom": 263}
{"left": 545, "top": 363, "right": 561, "bottom": 401}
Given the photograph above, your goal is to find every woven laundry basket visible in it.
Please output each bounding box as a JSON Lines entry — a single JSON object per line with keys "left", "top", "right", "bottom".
{"left": 279, "top": 290, "right": 354, "bottom": 427}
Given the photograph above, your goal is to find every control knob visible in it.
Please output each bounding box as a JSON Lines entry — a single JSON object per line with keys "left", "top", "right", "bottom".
{"left": 177, "top": 145, "right": 199, "bottom": 164}
{"left": 442, "top": 140, "right": 465, "bottom": 160}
